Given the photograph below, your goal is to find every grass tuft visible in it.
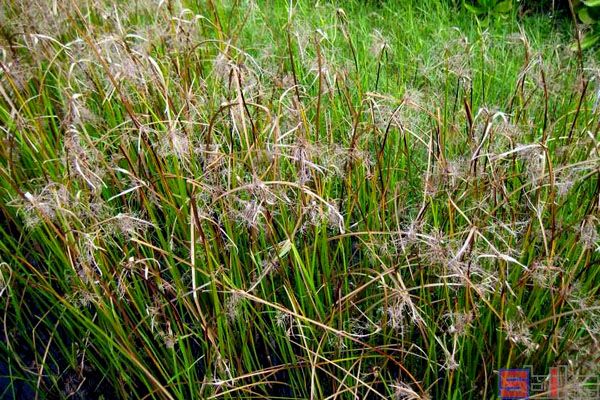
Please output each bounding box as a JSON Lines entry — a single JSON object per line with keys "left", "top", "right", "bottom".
{"left": 0, "top": 0, "right": 599, "bottom": 399}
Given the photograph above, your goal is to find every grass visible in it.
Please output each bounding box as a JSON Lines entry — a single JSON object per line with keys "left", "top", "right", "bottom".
{"left": 0, "top": 0, "right": 599, "bottom": 398}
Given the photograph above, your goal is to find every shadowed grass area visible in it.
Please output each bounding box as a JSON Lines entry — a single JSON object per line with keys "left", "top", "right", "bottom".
{"left": 0, "top": 0, "right": 599, "bottom": 398}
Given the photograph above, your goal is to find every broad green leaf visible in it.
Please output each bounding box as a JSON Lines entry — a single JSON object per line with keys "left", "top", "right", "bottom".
{"left": 583, "top": 0, "right": 600, "bottom": 7}
{"left": 578, "top": 7, "right": 596, "bottom": 24}
{"left": 580, "top": 32, "right": 600, "bottom": 49}
{"left": 494, "top": 0, "right": 513, "bottom": 13}
{"left": 464, "top": 3, "right": 484, "bottom": 15}
{"left": 571, "top": 32, "right": 600, "bottom": 51}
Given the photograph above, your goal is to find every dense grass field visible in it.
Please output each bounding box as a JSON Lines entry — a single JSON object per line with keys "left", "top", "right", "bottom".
{"left": 1, "top": 0, "right": 599, "bottom": 398}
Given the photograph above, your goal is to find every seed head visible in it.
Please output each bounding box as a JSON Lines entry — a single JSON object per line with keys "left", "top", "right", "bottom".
{"left": 225, "top": 292, "right": 243, "bottom": 322}
{"left": 445, "top": 311, "right": 474, "bottom": 335}
{"left": 214, "top": 53, "right": 232, "bottom": 83}
{"left": 237, "top": 199, "right": 265, "bottom": 229}
{"left": 383, "top": 289, "right": 423, "bottom": 336}
{"left": 369, "top": 29, "right": 390, "bottom": 57}
{"left": 504, "top": 320, "right": 539, "bottom": 355}
{"left": 580, "top": 216, "right": 598, "bottom": 251}
{"left": 113, "top": 213, "right": 152, "bottom": 237}
{"left": 391, "top": 381, "right": 429, "bottom": 400}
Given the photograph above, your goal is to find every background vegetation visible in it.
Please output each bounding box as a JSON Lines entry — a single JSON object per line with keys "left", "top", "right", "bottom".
{"left": 0, "top": 0, "right": 599, "bottom": 398}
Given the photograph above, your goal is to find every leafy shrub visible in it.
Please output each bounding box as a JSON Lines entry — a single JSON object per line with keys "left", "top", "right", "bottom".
{"left": 462, "top": 0, "right": 600, "bottom": 48}
{"left": 574, "top": 0, "right": 600, "bottom": 48}
{"left": 462, "top": 0, "right": 515, "bottom": 21}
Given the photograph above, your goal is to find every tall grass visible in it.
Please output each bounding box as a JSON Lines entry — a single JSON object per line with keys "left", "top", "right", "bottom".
{"left": 0, "top": 0, "right": 599, "bottom": 398}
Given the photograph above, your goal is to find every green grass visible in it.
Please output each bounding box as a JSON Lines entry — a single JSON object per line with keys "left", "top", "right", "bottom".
{"left": 0, "top": 0, "right": 599, "bottom": 398}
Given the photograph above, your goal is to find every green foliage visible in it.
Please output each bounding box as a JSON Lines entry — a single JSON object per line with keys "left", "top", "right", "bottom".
{"left": 575, "top": 0, "right": 600, "bottom": 48}
{"left": 0, "top": 0, "right": 599, "bottom": 399}
{"left": 463, "top": 0, "right": 514, "bottom": 21}
{"left": 462, "top": 0, "right": 600, "bottom": 49}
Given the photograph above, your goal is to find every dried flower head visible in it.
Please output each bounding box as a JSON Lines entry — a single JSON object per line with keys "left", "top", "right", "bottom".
{"left": 275, "top": 310, "right": 293, "bottom": 337}
{"left": 530, "top": 261, "right": 560, "bottom": 288}
{"left": 225, "top": 292, "right": 243, "bottom": 322}
{"left": 391, "top": 381, "right": 430, "bottom": 400}
{"left": 157, "top": 128, "right": 191, "bottom": 159}
{"left": 369, "top": 29, "right": 390, "bottom": 57}
{"left": 112, "top": 213, "right": 153, "bottom": 237}
{"left": 12, "top": 182, "right": 72, "bottom": 228}
{"left": 64, "top": 127, "right": 105, "bottom": 191}
{"left": 504, "top": 320, "right": 539, "bottom": 355}
{"left": 383, "top": 288, "right": 423, "bottom": 336}
{"left": 517, "top": 143, "right": 545, "bottom": 185}
{"left": 445, "top": 311, "right": 474, "bottom": 335}
{"left": 237, "top": 199, "right": 265, "bottom": 229}
{"left": 214, "top": 53, "right": 233, "bottom": 84}
{"left": 158, "top": 322, "right": 177, "bottom": 350}
{"left": 580, "top": 216, "right": 598, "bottom": 251}
{"left": 68, "top": 288, "right": 101, "bottom": 308}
